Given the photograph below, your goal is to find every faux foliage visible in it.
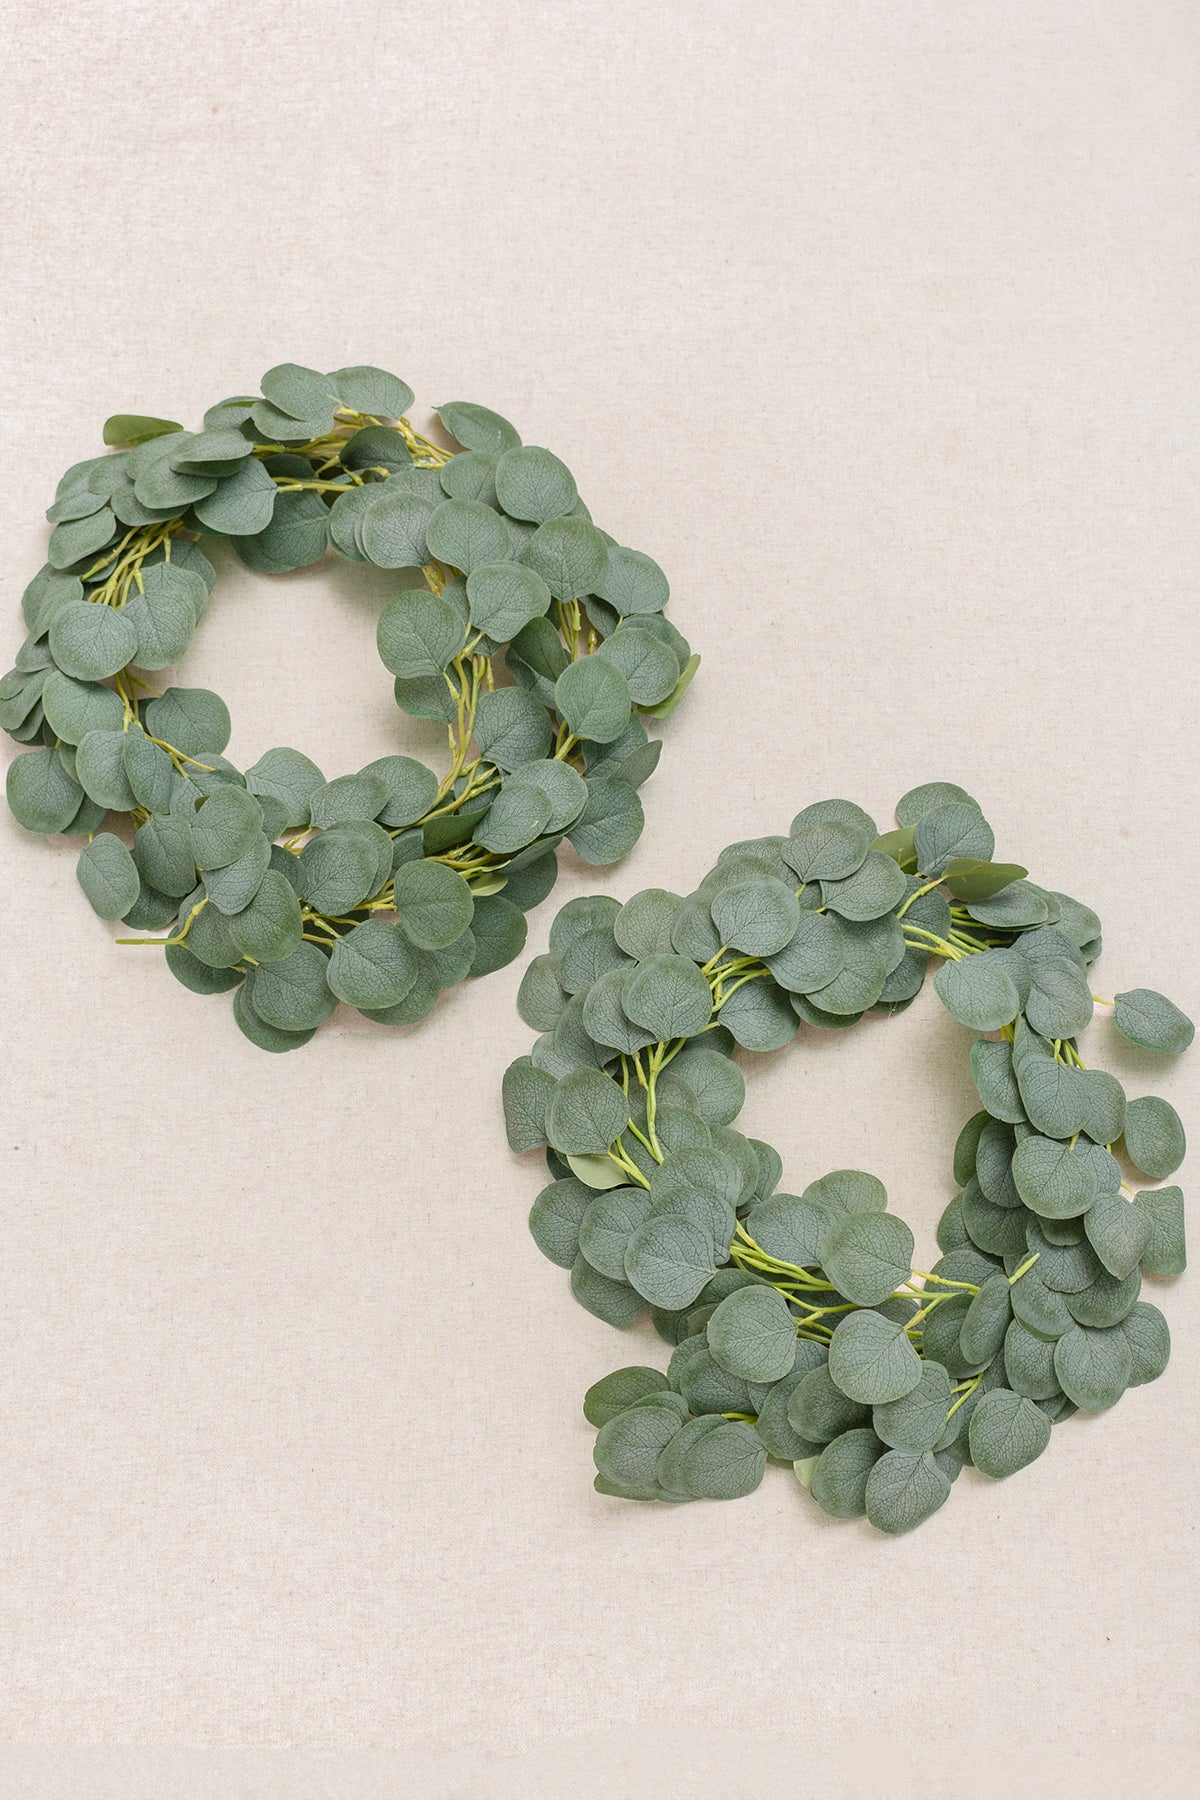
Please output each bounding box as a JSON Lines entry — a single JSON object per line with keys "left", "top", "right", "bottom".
{"left": 509, "top": 788, "right": 1191, "bottom": 1533}
{"left": 3, "top": 366, "right": 697, "bottom": 1048}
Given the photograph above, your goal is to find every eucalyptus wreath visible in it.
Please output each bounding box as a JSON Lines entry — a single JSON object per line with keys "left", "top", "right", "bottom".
{"left": 1, "top": 365, "right": 695, "bottom": 1050}
{"left": 507, "top": 784, "right": 1192, "bottom": 1533}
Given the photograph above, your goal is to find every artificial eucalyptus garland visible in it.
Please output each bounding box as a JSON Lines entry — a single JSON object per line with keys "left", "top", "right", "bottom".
{"left": 507, "top": 784, "right": 1191, "bottom": 1533}
{"left": 1, "top": 365, "right": 696, "bottom": 1050}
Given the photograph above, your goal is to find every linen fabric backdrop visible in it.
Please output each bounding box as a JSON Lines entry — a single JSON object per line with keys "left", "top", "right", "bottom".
{"left": 0, "top": 1, "right": 1197, "bottom": 1794}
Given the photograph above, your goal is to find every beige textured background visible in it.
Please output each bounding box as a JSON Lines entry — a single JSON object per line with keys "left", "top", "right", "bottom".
{"left": 1, "top": 1, "right": 1198, "bottom": 1792}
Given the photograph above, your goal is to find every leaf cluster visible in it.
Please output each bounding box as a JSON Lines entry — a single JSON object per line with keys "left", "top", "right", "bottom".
{"left": 515, "top": 785, "right": 1192, "bottom": 1530}
{"left": 4, "top": 368, "right": 694, "bottom": 1047}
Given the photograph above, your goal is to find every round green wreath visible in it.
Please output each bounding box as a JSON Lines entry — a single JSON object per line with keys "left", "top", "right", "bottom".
{"left": 507, "top": 784, "right": 1192, "bottom": 1533}
{"left": 1, "top": 363, "right": 697, "bottom": 1051}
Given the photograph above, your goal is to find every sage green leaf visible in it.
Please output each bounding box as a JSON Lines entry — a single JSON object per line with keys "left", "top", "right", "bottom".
{"left": 466, "top": 895, "right": 527, "bottom": 976}
{"left": 623, "top": 953, "right": 713, "bottom": 1038}
{"left": 654, "top": 1045, "right": 744, "bottom": 1125}
{"left": 48, "top": 507, "right": 119, "bottom": 569}
{"left": 193, "top": 457, "right": 277, "bottom": 535}
{"left": 745, "top": 1193, "right": 831, "bottom": 1267}
{"left": 1053, "top": 1322, "right": 1132, "bottom": 1412}
{"left": 326, "top": 918, "right": 417, "bottom": 1009}
{"left": 74, "top": 730, "right": 136, "bottom": 810}
{"left": 555, "top": 657, "right": 632, "bottom": 744}
{"left": 959, "top": 1273, "right": 1013, "bottom": 1366}
{"left": 872, "top": 1360, "right": 952, "bottom": 1452}
{"left": 529, "top": 1176, "right": 593, "bottom": 1268}
{"left": 579, "top": 1187, "right": 655, "bottom": 1281}
{"left": 810, "top": 1428, "right": 886, "bottom": 1518}
{"left": 783, "top": 806, "right": 873, "bottom": 883}
{"left": 1133, "top": 1185, "right": 1185, "bottom": 1276}
{"left": 1083, "top": 1190, "right": 1152, "bottom": 1280}
{"left": 143, "top": 686, "right": 231, "bottom": 757}
{"left": 864, "top": 1449, "right": 952, "bottom": 1534}
{"left": 593, "top": 545, "right": 669, "bottom": 616}
{"left": 502, "top": 1055, "right": 555, "bottom": 1151}
{"left": 513, "top": 759, "right": 588, "bottom": 836}
{"left": 758, "top": 911, "right": 841, "bottom": 994}
{"left": 439, "top": 451, "right": 498, "bottom": 506}
{"left": 787, "top": 1365, "right": 870, "bottom": 1443}
{"left": 465, "top": 560, "right": 551, "bottom": 640}
{"left": 164, "top": 941, "right": 242, "bottom": 994}
{"left": 1119, "top": 1301, "right": 1171, "bottom": 1387}
{"left": 303, "top": 771, "right": 385, "bottom": 831}
{"left": 233, "top": 984, "right": 316, "bottom": 1053}
{"left": 827, "top": 1310, "right": 922, "bottom": 1404}
{"left": 1122, "top": 1095, "right": 1186, "bottom": 1180}
{"left": 952, "top": 1112, "right": 987, "bottom": 1192}
{"left": 706, "top": 1285, "right": 797, "bottom": 1383}
{"left": 970, "top": 1039, "right": 1025, "bottom": 1124}
{"left": 359, "top": 490, "right": 434, "bottom": 570}
{"left": 940, "top": 859, "right": 1028, "bottom": 903}
{"left": 522, "top": 516, "right": 609, "bottom": 600}
{"left": 1009, "top": 1268, "right": 1073, "bottom": 1341}
{"left": 1076, "top": 1068, "right": 1127, "bottom": 1148}
{"left": 247, "top": 943, "right": 336, "bottom": 1032}
{"left": 712, "top": 981, "right": 790, "bottom": 1052}
{"left": 473, "top": 687, "right": 555, "bottom": 769}
{"left": 820, "top": 851, "right": 907, "bottom": 922}
{"left": 624, "top": 1214, "right": 716, "bottom": 1310}
{"left": 914, "top": 801, "right": 995, "bottom": 876}
{"left": 567, "top": 776, "right": 644, "bottom": 865}
{"left": 895, "top": 782, "right": 979, "bottom": 827}
{"left": 571, "top": 1256, "right": 646, "bottom": 1328}
{"left": 474, "top": 774, "right": 552, "bottom": 853}
{"left": 517, "top": 953, "right": 569, "bottom": 1031}
{"left": 671, "top": 1420, "right": 766, "bottom": 1500}
{"left": 613, "top": 889, "right": 682, "bottom": 959}
{"left": 190, "top": 784, "right": 264, "bottom": 871}
{"left": 804, "top": 1169, "right": 888, "bottom": 1216}
{"left": 566, "top": 1153, "right": 627, "bottom": 1190}
{"left": 234, "top": 490, "right": 328, "bottom": 573}
{"left": 6, "top": 747, "right": 84, "bottom": 833}
{"left": 1002, "top": 1318, "right": 1061, "bottom": 1399}
{"left": 967, "top": 1387, "right": 1051, "bottom": 1479}
{"left": 243, "top": 747, "right": 323, "bottom": 828}
{"left": 376, "top": 587, "right": 463, "bottom": 678}
{"left": 119, "top": 731, "right": 173, "bottom": 813}
{"left": 1016, "top": 1053, "right": 1092, "bottom": 1139}
{"left": 583, "top": 1366, "right": 671, "bottom": 1427}
{"left": 75, "top": 832, "right": 139, "bottom": 919}
{"left": 710, "top": 878, "right": 800, "bottom": 956}
{"left": 349, "top": 756, "right": 433, "bottom": 830}
{"left": 202, "top": 833, "right": 270, "bottom": 913}
{"left": 437, "top": 401, "right": 521, "bottom": 455}
{"left": 1024, "top": 957, "right": 1093, "bottom": 1039}
{"left": 933, "top": 954, "right": 1020, "bottom": 1031}
{"left": 425, "top": 498, "right": 511, "bottom": 574}
{"left": 227, "top": 868, "right": 303, "bottom": 962}
{"left": 48, "top": 601, "right": 138, "bottom": 682}
{"left": 821, "top": 1212, "right": 915, "bottom": 1306}
{"left": 593, "top": 1402, "right": 682, "bottom": 1498}
{"left": 1012, "top": 1135, "right": 1099, "bottom": 1218}
{"left": 595, "top": 626, "right": 679, "bottom": 706}
{"left": 294, "top": 830, "right": 378, "bottom": 913}
{"left": 1113, "top": 988, "right": 1195, "bottom": 1055}
{"left": 132, "top": 812, "right": 197, "bottom": 897}
{"left": 493, "top": 445, "right": 578, "bottom": 523}
{"left": 389, "top": 859, "right": 473, "bottom": 950}
{"left": 966, "top": 878, "right": 1054, "bottom": 928}
{"left": 326, "top": 364, "right": 412, "bottom": 418}
{"left": 546, "top": 1066, "right": 628, "bottom": 1155}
